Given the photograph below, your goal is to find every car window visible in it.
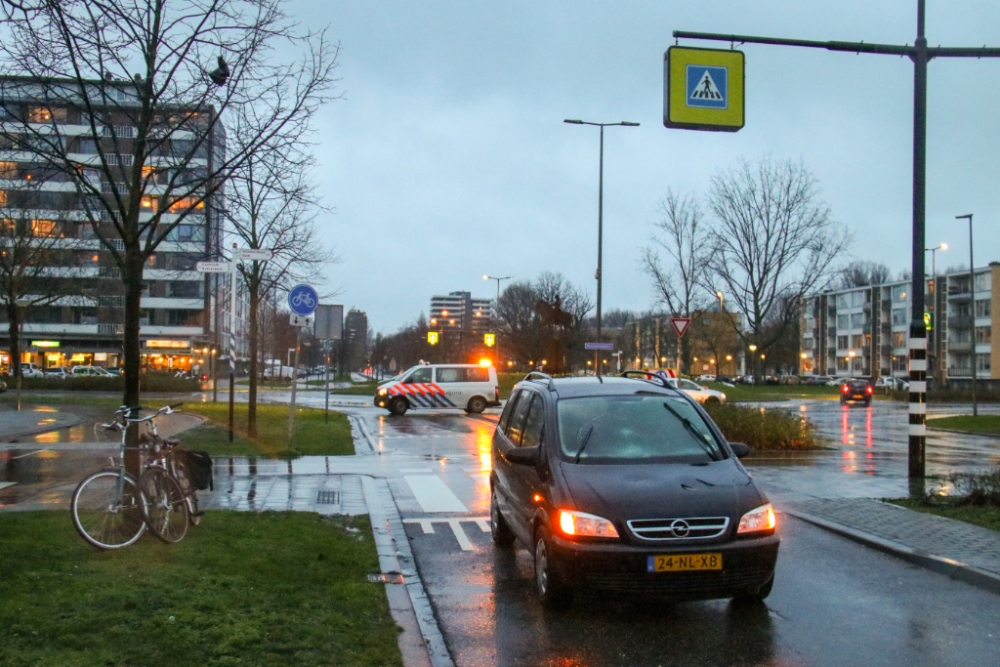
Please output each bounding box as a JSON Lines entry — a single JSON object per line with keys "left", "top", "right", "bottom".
{"left": 405, "top": 367, "right": 432, "bottom": 383}
{"left": 556, "top": 394, "right": 724, "bottom": 463}
{"left": 678, "top": 379, "right": 701, "bottom": 390}
{"left": 498, "top": 390, "right": 520, "bottom": 434}
{"left": 464, "top": 367, "right": 490, "bottom": 382}
{"left": 505, "top": 390, "right": 535, "bottom": 446}
{"left": 520, "top": 395, "right": 545, "bottom": 448}
{"left": 435, "top": 367, "right": 461, "bottom": 383}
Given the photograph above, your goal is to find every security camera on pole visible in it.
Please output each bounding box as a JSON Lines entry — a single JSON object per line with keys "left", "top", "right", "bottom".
{"left": 287, "top": 284, "right": 318, "bottom": 439}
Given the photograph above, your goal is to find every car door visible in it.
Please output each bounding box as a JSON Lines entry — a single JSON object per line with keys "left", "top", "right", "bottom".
{"left": 493, "top": 389, "right": 532, "bottom": 542}
{"left": 501, "top": 390, "right": 548, "bottom": 542}
{"left": 432, "top": 366, "right": 463, "bottom": 408}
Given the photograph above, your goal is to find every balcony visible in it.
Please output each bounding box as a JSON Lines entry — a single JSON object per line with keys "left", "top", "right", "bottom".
{"left": 948, "top": 341, "right": 973, "bottom": 352}
{"left": 948, "top": 315, "right": 973, "bottom": 328}
{"left": 948, "top": 366, "right": 973, "bottom": 378}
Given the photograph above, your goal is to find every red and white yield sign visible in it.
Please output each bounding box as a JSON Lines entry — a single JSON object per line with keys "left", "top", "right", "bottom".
{"left": 670, "top": 317, "right": 691, "bottom": 338}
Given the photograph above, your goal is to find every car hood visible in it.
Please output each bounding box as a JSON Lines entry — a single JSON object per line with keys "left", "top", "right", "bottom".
{"left": 556, "top": 458, "right": 762, "bottom": 525}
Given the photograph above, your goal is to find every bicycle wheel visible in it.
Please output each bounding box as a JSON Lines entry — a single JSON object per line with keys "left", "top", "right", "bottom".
{"left": 70, "top": 470, "right": 147, "bottom": 550}
{"left": 171, "top": 456, "right": 201, "bottom": 527}
{"left": 138, "top": 467, "right": 190, "bottom": 543}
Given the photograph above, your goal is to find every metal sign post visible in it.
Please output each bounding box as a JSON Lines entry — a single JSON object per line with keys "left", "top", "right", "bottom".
{"left": 197, "top": 258, "right": 237, "bottom": 440}
{"left": 314, "top": 304, "right": 343, "bottom": 423}
{"left": 287, "top": 285, "right": 319, "bottom": 442}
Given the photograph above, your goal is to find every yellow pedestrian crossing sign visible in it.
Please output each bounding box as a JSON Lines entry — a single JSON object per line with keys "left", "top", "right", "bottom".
{"left": 664, "top": 46, "right": 744, "bottom": 132}
{"left": 427, "top": 331, "right": 439, "bottom": 345}
{"left": 484, "top": 333, "right": 496, "bottom": 347}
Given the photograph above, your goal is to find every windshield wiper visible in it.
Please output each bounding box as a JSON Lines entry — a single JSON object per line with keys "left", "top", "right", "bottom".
{"left": 575, "top": 424, "right": 595, "bottom": 464}
{"left": 662, "top": 402, "right": 720, "bottom": 461}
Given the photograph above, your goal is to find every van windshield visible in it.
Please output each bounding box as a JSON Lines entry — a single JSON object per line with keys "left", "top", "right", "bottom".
{"left": 557, "top": 395, "right": 724, "bottom": 463}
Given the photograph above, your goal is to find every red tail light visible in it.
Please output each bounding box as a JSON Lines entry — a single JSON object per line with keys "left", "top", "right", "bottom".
{"left": 841, "top": 385, "right": 849, "bottom": 393}
{"left": 866, "top": 386, "right": 873, "bottom": 394}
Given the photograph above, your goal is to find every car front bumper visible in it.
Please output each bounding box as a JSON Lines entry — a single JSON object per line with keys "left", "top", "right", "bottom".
{"left": 548, "top": 532, "right": 779, "bottom": 600}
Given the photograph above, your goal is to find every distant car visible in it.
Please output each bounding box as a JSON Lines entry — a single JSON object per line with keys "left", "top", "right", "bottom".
{"left": 696, "top": 374, "right": 717, "bottom": 382}
{"left": 875, "top": 376, "right": 909, "bottom": 391}
{"left": 0, "top": 378, "right": 6, "bottom": 392}
{"left": 71, "top": 365, "right": 112, "bottom": 377}
{"left": 655, "top": 374, "right": 727, "bottom": 404}
{"left": 802, "top": 375, "right": 833, "bottom": 386}
{"left": 840, "top": 379, "right": 873, "bottom": 406}
{"left": 20, "top": 363, "right": 44, "bottom": 378}
{"left": 45, "top": 366, "right": 70, "bottom": 379}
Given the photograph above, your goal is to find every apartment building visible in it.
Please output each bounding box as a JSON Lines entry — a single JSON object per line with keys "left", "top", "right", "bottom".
{"left": 800, "top": 263, "right": 999, "bottom": 383}
{"left": 429, "top": 291, "right": 493, "bottom": 332}
{"left": 0, "top": 75, "right": 238, "bottom": 373}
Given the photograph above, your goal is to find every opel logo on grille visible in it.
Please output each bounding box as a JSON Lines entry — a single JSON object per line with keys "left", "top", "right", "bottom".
{"left": 670, "top": 519, "right": 691, "bottom": 537}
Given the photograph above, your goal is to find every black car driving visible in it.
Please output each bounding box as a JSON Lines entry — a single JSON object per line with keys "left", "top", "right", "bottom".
{"left": 840, "top": 378, "right": 873, "bottom": 406}
{"left": 490, "top": 372, "right": 779, "bottom": 607}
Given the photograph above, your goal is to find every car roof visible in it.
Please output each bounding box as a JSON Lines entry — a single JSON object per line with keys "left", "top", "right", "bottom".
{"left": 520, "top": 375, "right": 680, "bottom": 399}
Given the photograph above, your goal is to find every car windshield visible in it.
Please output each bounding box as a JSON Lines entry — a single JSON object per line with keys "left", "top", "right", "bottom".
{"left": 556, "top": 394, "right": 724, "bottom": 463}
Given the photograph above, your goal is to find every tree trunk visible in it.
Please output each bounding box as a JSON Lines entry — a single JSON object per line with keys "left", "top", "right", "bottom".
{"left": 122, "top": 246, "right": 145, "bottom": 476}
{"left": 247, "top": 270, "right": 260, "bottom": 438}
{"left": 6, "top": 302, "right": 22, "bottom": 410}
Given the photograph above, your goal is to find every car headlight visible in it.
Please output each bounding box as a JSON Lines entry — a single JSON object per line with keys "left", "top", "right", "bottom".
{"left": 557, "top": 509, "right": 619, "bottom": 539}
{"left": 737, "top": 503, "right": 776, "bottom": 535}
{"left": 377, "top": 388, "right": 388, "bottom": 396}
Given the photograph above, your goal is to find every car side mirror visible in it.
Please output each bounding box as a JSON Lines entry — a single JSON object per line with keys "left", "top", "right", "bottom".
{"left": 505, "top": 446, "right": 541, "bottom": 466}
{"left": 729, "top": 442, "right": 751, "bottom": 459}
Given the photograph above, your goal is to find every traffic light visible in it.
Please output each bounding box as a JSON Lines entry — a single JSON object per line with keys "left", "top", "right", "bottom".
{"left": 427, "top": 331, "right": 439, "bottom": 345}
{"left": 924, "top": 311, "right": 932, "bottom": 331}
{"left": 484, "top": 333, "right": 496, "bottom": 347}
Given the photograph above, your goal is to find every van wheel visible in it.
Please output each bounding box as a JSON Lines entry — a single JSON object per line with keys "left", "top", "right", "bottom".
{"left": 388, "top": 397, "right": 408, "bottom": 416}
{"left": 466, "top": 396, "right": 487, "bottom": 414}
{"left": 490, "top": 488, "right": 515, "bottom": 547}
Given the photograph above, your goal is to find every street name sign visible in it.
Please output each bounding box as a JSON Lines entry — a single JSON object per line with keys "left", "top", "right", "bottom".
{"left": 196, "top": 260, "right": 232, "bottom": 273}
{"left": 237, "top": 248, "right": 273, "bottom": 262}
{"left": 288, "top": 284, "right": 318, "bottom": 317}
{"left": 670, "top": 318, "right": 691, "bottom": 337}
{"left": 664, "top": 46, "right": 744, "bottom": 132}
{"left": 585, "top": 342, "right": 615, "bottom": 351}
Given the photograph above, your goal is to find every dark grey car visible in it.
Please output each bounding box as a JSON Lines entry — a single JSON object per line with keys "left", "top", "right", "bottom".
{"left": 490, "top": 373, "right": 779, "bottom": 608}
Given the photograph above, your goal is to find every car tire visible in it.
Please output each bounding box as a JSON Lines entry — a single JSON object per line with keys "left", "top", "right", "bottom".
{"left": 388, "top": 396, "right": 408, "bottom": 416}
{"left": 466, "top": 396, "right": 487, "bottom": 414}
{"left": 490, "top": 488, "right": 515, "bottom": 548}
{"left": 534, "top": 526, "right": 572, "bottom": 609}
{"left": 734, "top": 575, "right": 774, "bottom": 603}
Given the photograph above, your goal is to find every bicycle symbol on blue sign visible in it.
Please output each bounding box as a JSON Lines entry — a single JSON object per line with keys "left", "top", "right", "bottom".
{"left": 288, "top": 284, "right": 318, "bottom": 316}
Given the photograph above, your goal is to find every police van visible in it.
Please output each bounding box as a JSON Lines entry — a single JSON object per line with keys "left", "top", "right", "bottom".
{"left": 374, "top": 363, "right": 501, "bottom": 416}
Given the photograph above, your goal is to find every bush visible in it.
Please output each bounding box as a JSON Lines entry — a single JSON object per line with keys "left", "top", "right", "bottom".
{"left": 703, "top": 402, "right": 822, "bottom": 451}
{"left": 15, "top": 372, "right": 199, "bottom": 393}
{"left": 947, "top": 467, "right": 1000, "bottom": 507}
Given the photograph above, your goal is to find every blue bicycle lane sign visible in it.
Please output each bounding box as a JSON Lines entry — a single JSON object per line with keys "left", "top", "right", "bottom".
{"left": 288, "top": 284, "right": 319, "bottom": 316}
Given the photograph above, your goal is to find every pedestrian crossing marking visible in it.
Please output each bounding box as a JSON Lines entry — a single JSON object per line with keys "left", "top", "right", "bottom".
{"left": 404, "top": 474, "right": 469, "bottom": 513}
{"left": 404, "top": 516, "right": 490, "bottom": 551}
{"left": 686, "top": 65, "right": 728, "bottom": 110}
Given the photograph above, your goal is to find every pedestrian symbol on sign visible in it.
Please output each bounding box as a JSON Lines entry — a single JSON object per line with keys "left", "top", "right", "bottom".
{"left": 686, "top": 65, "right": 728, "bottom": 109}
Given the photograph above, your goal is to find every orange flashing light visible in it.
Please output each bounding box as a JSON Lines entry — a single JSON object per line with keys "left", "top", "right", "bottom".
{"left": 532, "top": 493, "right": 544, "bottom": 503}
{"left": 478, "top": 358, "right": 492, "bottom": 367}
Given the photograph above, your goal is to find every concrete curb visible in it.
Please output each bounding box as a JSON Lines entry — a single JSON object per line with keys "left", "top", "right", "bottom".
{"left": 784, "top": 508, "right": 1000, "bottom": 596}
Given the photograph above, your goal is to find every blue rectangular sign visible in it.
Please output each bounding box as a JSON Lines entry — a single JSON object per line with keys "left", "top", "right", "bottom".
{"left": 584, "top": 342, "right": 615, "bottom": 351}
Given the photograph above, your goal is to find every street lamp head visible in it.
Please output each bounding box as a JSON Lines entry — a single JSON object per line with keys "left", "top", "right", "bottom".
{"left": 956, "top": 213, "right": 973, "bottom": 221}
{"left": 619, "top": 121, "right": 640, "bottom": 126}
{"left": 564, "top": 119, "right": 584, "bottom": 124}
{"left": 940, "top": 242, "right": 948, "bottom": 251}
{"left": 483, "top": 275, "right": 489, "bottom": 280}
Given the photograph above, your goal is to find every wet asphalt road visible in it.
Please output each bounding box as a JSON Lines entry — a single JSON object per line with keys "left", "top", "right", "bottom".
{"left": 350, "top": 398, "right": 1000, "bottom": 667}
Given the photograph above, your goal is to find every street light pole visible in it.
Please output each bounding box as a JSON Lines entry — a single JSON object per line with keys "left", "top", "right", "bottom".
{"left": 956, "top": 214, "right": 976, "bottom": 416}
{"left": 484, "top": 275, "right": 512, "bottom": 366}
{"left": 564, "top": 118, "right": 639, "bottom": 376}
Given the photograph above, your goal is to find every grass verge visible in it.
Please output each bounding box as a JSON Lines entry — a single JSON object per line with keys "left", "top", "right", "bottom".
{"left": 926, "top": 414, "right": 1000, "bottom": 435}
{"left": 180, "top": 403, "right": 355, "bottom": 458}
{"left": 0, "top": 511, "right": 403, "bottom": 667}
{"left": 703, "top": 402, "right": 823, "bottom": 451}
{"left": 887, "top": 497, "right": 1000, "bottom": 533}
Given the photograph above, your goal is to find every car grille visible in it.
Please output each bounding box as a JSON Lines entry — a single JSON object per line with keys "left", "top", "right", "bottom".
{"left": 586, "top": 567, "right": 771, "bottom": 595}
{"left": 627, "top": 516, "right": 730, "bottom": 541}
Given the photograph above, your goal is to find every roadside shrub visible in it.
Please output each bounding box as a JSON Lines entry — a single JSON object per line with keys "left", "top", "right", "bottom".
{"left": 703, "top": 402, "right": 822, "bottom": 451}
{"left": 15, "top": 372, "right": 199, "bottom": 393}
{"left": 947, "top": 467, "right": 1000, "bottom": 507}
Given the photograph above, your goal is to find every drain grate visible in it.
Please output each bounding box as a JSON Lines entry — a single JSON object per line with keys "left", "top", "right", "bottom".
{"left": 316, "top": 490, "right": 340, "bottom": 504}
{"left": 367, "top": 572, "right": 405, "bottom": 584}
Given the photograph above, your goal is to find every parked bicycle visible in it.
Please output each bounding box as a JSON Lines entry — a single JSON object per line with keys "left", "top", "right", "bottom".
{"left": 70, "top": 404, "right": 209, "bottom": 549}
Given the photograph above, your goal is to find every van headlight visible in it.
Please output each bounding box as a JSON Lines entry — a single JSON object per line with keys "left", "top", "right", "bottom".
{"left": 557, "top": 509, "right": 619, "bottom": 539}
{"left": 737, "top": 503, "right": 776, "bottom": 535}
{"left": 377, "top": 388, "right": 388, "bottom": 396}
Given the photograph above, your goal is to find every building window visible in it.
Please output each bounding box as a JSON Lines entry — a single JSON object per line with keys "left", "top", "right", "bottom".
{"left": 851, "top": 291, "right": 865, "bottom": 307}
{"left": 166, "top": 197, "right": 206, "bottom": 213}
{"left": 976, "top": 326, "right": 992, "bottom": 344}
{"left": 837, "top": 314, "right": 849, "bottom": 329}
{"left": 975, "top": 272, "right": 991, "bottom": 292}
{"left": 892, "top": 308, "right": 907, "bottom": 326}
{"left": 31, "top": 219, "right": 58, "bottom": 237}
{"left": 892, "top": 285, "right": 908, "bottom": 302}
{"left": 850, "top": 312, "right": 865, "bottom": 329}
{"left": 140, "top": 195, "right": 158, "bottom": 213}
{"left": 837, "top": 335, "right": 848, "bottom": 349}
{"left": 977, "top": 353, "right": 991, "bottom": 373}
{"left": 851, "top": 334, "right": 865, "bottom": 348}
{"left": 836, "top": 294, "right": 849, "bottom": 309}
{"left": 0, "top": 161, "right": 17, "bottom": 178}
{"left": 892, "top": 332, "right": 905, "bottom": 348}
{"left": 77, "top": 139, "right": 98, "bottom": 154}
{"left": 837, "top": 357, "right": 849, "bottom": 372}
{"left": 975, "top": 299, "right": 991, "bottom": 318}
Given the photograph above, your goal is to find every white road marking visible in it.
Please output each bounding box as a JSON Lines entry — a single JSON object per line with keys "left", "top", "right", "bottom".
{"left": 399, "top": 468, "right": 434, "bottom": 474}
{"left": 0, "top": 481, "right": 16, "bottom": 490}
{"left": 469, "top": 473, "right": 490, "bottom": 487}
{"left": 403, "top": 516, "right": 490, "bottom": 551}
{"left": 403, "top": 475, "right": 469, "bottom": 513}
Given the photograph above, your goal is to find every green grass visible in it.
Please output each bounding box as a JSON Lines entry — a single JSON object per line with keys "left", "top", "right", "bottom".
{"left": 703, "top": 382, "right": 841, "bottom": 402}
{"left": 181, "top": 403, "right": 355, "bottom": 458}
{"left": 888, "top": 497, "right": 1000, "bottom": 533}
{"left": 0, "top": 511, "right": 403, "bottom": 667}
{"left": 927, "top": 415, "right": 1000, "bottom": 435}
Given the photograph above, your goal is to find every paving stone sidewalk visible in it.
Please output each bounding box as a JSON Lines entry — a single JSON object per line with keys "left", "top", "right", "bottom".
{"left": 784, "top": 497, "right": 1000, "bottom": 593}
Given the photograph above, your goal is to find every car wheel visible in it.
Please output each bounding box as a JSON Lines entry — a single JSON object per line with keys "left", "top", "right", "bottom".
{"left": 534, "top": 526, "right": 572, "bottom": 608}
{"left": 388, "top": 396, "right": 408, "bottom": 416}
{"left": 734, "top": 575, "right": 774, "bottom": 603}
{"left": 490, "top": 488, "right": 515, "bottom": 548}
{"left": 466, "top": 396, "right": 487, "bottom": 414}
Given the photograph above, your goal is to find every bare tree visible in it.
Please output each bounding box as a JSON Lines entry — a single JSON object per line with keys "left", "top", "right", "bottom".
{"left": 223, "top": 110, "right": 338, "bottom": 436}
{"left": 838, "top": 260, "right": 891, "bottom": 288}
{"left": 642, "top": 190, "right": 710, "bottom": 372}
{"left": 707, "top": 156, "right": 852, "bottom": 356}
{"left": 0, "top": 0, "right": 340, "bottom": 421}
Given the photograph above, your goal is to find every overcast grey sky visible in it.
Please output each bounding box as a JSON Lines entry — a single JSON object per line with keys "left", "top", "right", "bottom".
{"left": 295, "top": 0, "right": 1000, "bottom": 333}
